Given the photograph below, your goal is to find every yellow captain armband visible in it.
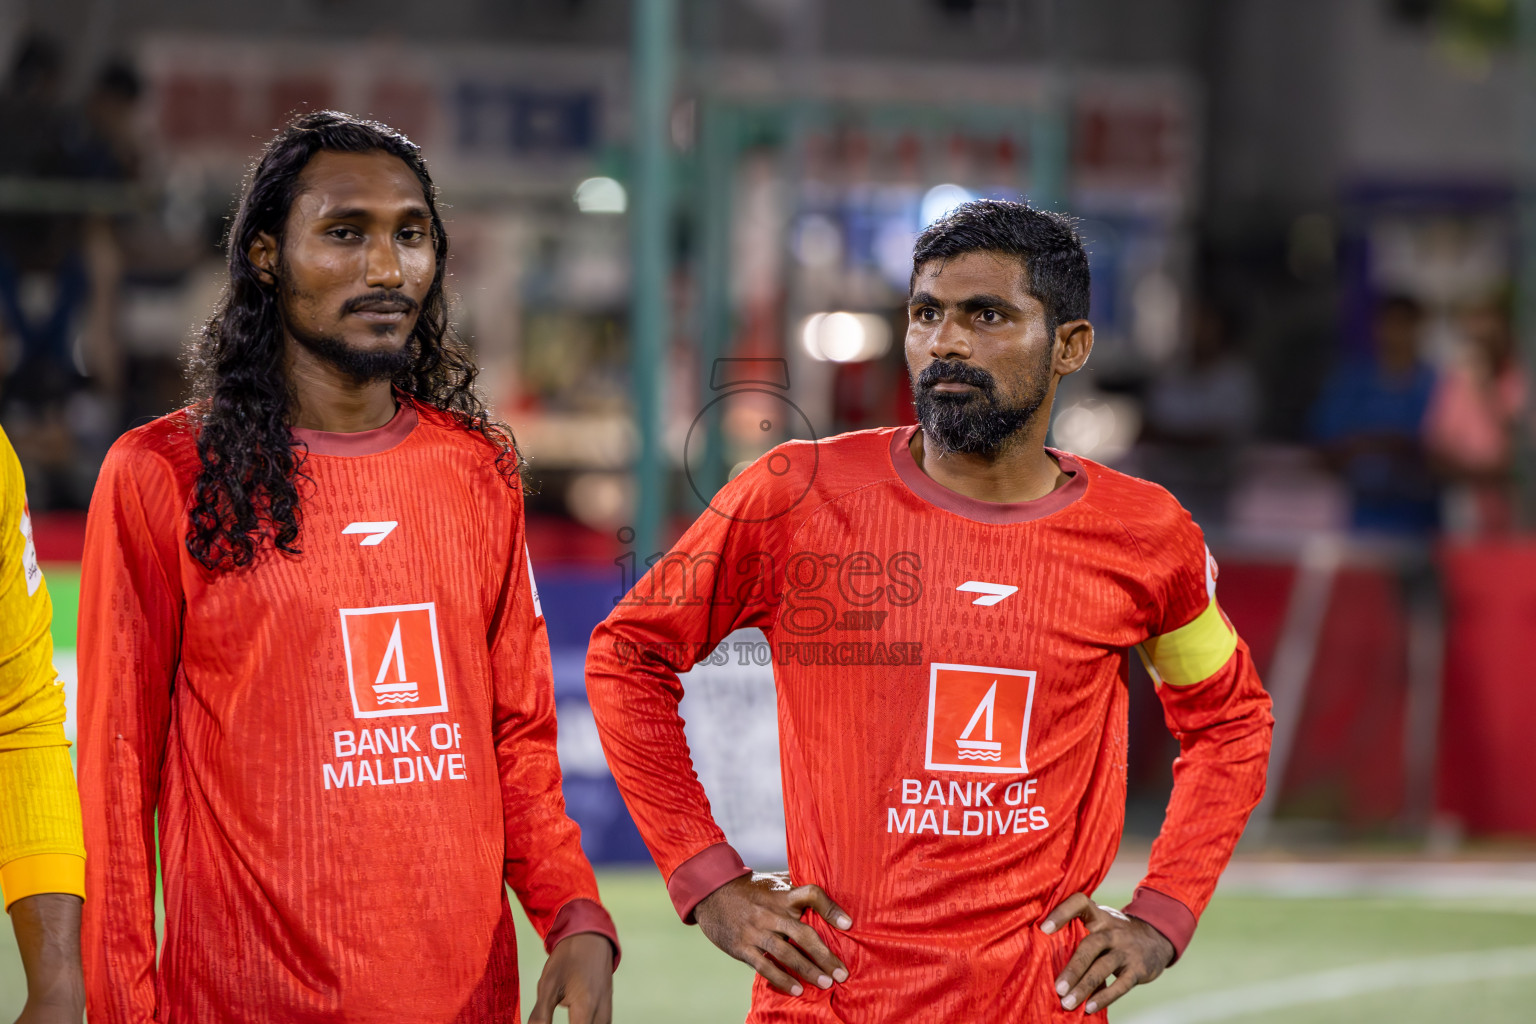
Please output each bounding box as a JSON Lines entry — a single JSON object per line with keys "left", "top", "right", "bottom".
{"left": 1136, "top": 599, "right": 1237, "bottom": 688}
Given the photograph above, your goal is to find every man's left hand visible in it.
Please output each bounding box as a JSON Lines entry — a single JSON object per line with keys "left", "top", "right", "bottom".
{"left": 528, "top": 932, "right": 614, "bottom": 1024}
{"left": 1040, "top": 893, "right": 1175, "bottom": 1015}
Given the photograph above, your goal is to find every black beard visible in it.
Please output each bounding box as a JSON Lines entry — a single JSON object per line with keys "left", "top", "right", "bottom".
{"left": 277, "top": 269, "right": 422, "bottom": 385}
{"left": 287, "top": 319, "right": 418, "bottom": 385}
{"left": 911, "top": 357, "right": 1050, "bottom": 457}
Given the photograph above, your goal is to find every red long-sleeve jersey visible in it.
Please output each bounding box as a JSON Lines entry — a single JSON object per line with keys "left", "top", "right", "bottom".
{"left": 78, "top": 402, "right": 616, "bottom": 1024}
{"left": 586, "top": 426, "right": 1272, "bottom": 1021}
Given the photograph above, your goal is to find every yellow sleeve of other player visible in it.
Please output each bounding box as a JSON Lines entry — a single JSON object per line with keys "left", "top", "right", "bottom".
{"left": 0, "top": 426, "right": 85, "bottom": 908}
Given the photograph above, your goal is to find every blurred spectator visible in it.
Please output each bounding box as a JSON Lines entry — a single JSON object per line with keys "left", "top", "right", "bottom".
{"left": 72, "top": 60, "right": 147, "bottom": 404}
{"left": 1425, "top": 295, "right": 1529, "bottom": 535}
{"left": 0, "top": 37, "right": 134, "bottom": 509}
{"left": 82, "top": 61, "right": 143, "bottom": 181}
{"left": 0, "top": 34, "right": 88, "bottom": 397}
{"left": 1139, "top": 301, "right": 1259, "bottom": 528}
{"left": 1312, "top": 294, "right": 1440, "bottom": 535}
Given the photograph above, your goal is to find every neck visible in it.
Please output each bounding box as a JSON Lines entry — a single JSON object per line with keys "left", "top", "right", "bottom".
{"left": 910, "top": 416, "right": 1066, "bottom": 504}
{"left": 284, "top": 338, "right": 398, "bottom": 433}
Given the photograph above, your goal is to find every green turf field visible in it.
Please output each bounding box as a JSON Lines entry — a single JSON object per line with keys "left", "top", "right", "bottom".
{"left": 4, "top": 869, "right": 1534, "bottom": 1021}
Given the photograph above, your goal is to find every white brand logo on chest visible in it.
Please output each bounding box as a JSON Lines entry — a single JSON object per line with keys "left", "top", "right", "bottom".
{"left": 956, "top": 580, "right": 1018, "bottom": 606}
{"left": 343, "top": 521, "right": 398, "bottom": 546}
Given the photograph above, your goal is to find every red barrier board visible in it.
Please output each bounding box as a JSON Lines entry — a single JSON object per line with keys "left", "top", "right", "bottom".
{"left": 1437, "top": 540, "right": 1536, "bottom": 836}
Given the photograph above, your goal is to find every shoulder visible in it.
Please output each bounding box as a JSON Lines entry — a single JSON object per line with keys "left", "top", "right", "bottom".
{"left": 1076, "top": 455, "right": 1191, "bottom": 530}
{"left": 1074, "top": 456, "right": 1216, "bottom": 629}
{"left": 1073, "top": 453, "right": 1204, "bottom": 557}
{"left": 407, "top": 403, "right": 523, "bottom": 504}
{"left": 101, "top": 408, "right": 202, "bottom": 491}
{"left": 411, "top": 404, "right": 512, "bottom": 462}
{"left": 772, "top": 427, "right": 900, "bottom": 492}
{"left": 726, "top": 427, "right": 901, "bottom": 514}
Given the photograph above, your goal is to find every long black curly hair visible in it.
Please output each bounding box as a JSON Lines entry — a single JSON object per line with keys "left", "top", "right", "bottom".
{"left": 186, "top": 110, "right": 518, "bottom": 572}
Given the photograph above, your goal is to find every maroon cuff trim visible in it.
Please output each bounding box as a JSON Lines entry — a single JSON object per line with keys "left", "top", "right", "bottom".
{"left": 544, "top": 898, "right": 622, "bottom": 968}
{"left": 1122, "top": 886, "right": 1197, "bottom": 963}
{"left": 666, "top": 842, "right": 751, "bottom": 923}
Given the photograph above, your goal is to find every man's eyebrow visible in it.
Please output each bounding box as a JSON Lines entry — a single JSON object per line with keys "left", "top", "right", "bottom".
{"left": 316, "top": 204, "right": 432, "bottom": 221}
{"left": 957, "top": 293, "right": 1024, "bottom": 314}
{"left": 907, "top": 291, "right": 1025, "bottom": 314}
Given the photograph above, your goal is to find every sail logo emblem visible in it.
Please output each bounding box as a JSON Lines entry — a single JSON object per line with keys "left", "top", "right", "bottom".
{"left": 338, "top": 602, "right": 449, "bottom": 719}
{"left": 925, "top": 663, "right": 1036, "bottom": 774}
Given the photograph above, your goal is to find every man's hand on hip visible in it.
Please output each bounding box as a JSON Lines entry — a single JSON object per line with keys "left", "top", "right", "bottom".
{"left": 529, "top": 932, "right": 614, "bottom": 1024}
{"left": 1041, "top": 892, "right": 1175, "bottom": 1015}
{"left": 694, "top": 872, "right": 852, "bottom": 997}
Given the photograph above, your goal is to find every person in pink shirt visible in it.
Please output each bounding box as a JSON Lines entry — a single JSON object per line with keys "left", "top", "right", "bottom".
{"left": 1425, "top": 297, "right": 1529, "bottom": 535}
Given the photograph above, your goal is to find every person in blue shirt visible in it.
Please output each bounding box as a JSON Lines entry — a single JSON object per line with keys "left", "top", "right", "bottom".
{"left": 1313, "top": 294, "right": 1439, "bottom": 534}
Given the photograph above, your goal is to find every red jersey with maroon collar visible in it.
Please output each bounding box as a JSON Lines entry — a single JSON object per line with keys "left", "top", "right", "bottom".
{"left": 78, "top": 402, "right": 615, "bottom": 1024}
{"left": 586, "top": 425, "right": 1272, "bottom": 1021}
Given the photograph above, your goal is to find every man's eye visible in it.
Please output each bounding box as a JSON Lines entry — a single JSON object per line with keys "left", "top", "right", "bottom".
{"left": 398, "top": 228, "right": 427, "bottom": 242}
{"left": 328, "top": 227, "right": 360, "bottom": 240}
{"left": 980, "top": 310, "right": 1001, "bottom": 323}
{"left": 915, "top": 307, "right": 937, "bottom": 321}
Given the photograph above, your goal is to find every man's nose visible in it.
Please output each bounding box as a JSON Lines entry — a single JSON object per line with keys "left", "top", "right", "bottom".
{"left": 364, "top": 236, "right": 404, "bottom": 289}
{"left": 928, "top": 315, "right": 973, "bottom": 361}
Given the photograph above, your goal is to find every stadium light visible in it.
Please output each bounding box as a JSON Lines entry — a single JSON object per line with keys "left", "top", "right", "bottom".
{"left": 566, "top": 471, "right": 633, "bottom": 529}
{"left": 920, "top": 183, "right": 974, "bottom": 226}
{"left": 574, "top": 176, "right": 627, "bottom": 214}
{"left": 1051, "top": 396, "right": 1142, "bottom": 463}
{"left": 801, "top": 311, "right": 892, "bottom": 363}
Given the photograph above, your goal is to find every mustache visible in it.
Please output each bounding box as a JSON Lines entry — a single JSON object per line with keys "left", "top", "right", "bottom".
{"left": 341, "top": 290, "right": 421, "bottom": 316}
{"left": 916, "top": 359, "right": 997, "bottom": 393}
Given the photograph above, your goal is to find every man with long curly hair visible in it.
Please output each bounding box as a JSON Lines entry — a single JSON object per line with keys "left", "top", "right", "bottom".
{"left": 76, "top": 111, "right": 616, "bottom": 1024}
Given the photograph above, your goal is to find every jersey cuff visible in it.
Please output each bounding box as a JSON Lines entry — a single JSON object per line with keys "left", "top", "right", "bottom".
{"left": 666, "top": 842, "right": 751, "bottom": 924}
{"left": 1, "top": 852, "right": 86, "bottom": 909}
{"left": 544, "top": 898, "right": 622, "bottom": 968}
{"left": 1122, "top": 886, "right": 1196, "bottom": 962}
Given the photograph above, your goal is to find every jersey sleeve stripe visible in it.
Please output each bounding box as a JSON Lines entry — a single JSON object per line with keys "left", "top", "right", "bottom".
{"left": 1140, "top": 598, "right": 1237, "bottom": 688}
{"left": 1, "top": 851, "right": 86, "bottom": 907}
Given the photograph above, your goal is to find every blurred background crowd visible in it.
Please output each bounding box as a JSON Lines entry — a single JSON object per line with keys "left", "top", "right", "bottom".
{"left": 3, "top": 0, "right": 1534, "bottom": 863}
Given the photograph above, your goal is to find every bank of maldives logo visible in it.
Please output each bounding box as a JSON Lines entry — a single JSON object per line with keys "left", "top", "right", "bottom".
{"left": 925, "top": 663, "right": 1037, "bottom": 773}
{"left": 338, "top": 602, "right": 449, "bottom": 718}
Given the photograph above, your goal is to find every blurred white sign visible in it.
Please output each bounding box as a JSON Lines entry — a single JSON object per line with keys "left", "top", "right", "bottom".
{"left": 678, "top": 628, "right": 788, "bottom": 867}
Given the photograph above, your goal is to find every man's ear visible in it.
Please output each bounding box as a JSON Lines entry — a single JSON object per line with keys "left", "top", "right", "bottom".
{"left": 1052, "top": 320, "right": 1094, "bottom": 376}
{"left": 248, "top": 231, "right": 279, "bottom": 286}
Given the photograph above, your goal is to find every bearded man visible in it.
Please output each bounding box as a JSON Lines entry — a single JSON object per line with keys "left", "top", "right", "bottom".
{"left": 78, "top": 111, "right": 615, "bottom": 1024}
{"left": 584, "top": 200, "right": 1273, "bottom": 1020}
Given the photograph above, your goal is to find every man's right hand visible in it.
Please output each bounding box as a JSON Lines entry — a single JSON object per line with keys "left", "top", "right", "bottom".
{"left": 693, "top": 872, "right": 852, "bottom": 997}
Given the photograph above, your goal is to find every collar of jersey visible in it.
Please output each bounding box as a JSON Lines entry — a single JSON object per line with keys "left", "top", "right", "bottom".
{"left": 290, "top": 401, "right": 419, "bottom": 457}
{"left": 888, "top": 424, "right": 1087, "bottom": 524}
